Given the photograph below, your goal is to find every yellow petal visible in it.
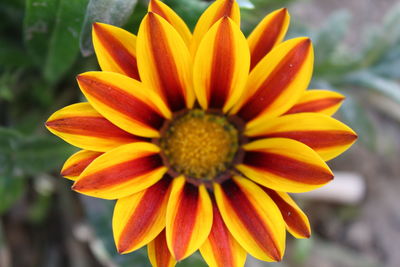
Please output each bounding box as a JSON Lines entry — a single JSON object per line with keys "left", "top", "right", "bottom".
{"left": 200, "top": 199, "right": 247, "bottom": 267}
{"left": 77, "top": 71, "right": 171, "bottom": 138}
{"left": 137, "top": 12, "right": 194, "bottom": 111}
{"left": 193, "top": 17, "right": 250, "bottom": 112}
{"left": 245, "top": 113, "right": 357, "bottom": 161}
{"left": 113, "top": 176, "right": 173, "bottom": 254}
{"left": 73, "top": 142, "right": 167, "bottom": 199}
{"left": 191, "top": 0, "right": 240, "bottom": 55}
{"left": 214, "top": 177, "right": 286, "bottom": 262}
{"left": 231, "top": 37, "right": 314, "bottom": 129}
{"left": 285, "top": 89, "right": 345, "bottom": 116}
{"left": 166, "top": 176, "right": 213, "bottom": 261}
{"left": 262, "top": 188, "right": 311, "bottom": 239}
{"left": 148, "top": 229, "right": 176, "bottom": 267}
{"left": 46, "top": 102, "right": 141, "bottom": 151}
{"left": 61, "top": 150, "right": 103, "bottom": 180}
{"left": 237, "top": 138, "right": 333, "bottom": 193}
{"left": 92, "top": 22, "right": 140, "bottom": 79}
{"left": 148, "top": 0, "right": 192, "bottom": 46}
{"left": 248, "top": 8, "right": 290, "bottom": 70}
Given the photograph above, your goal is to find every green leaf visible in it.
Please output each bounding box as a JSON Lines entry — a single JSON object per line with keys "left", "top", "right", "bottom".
{"left": 43, "top": 0, "right": 88, "bottom": 83}
{"left": 0, "top": 70, "right": 22, "bottom": 102}
{"left": 24, "top": 0, "right": 59, "bottom": 65}
{"left": 0, "top": 175, "right": 26, "bottom": 215}
{"left": 14, "top": 135, "right": 77, "bottom": 175}
{"left": 80, "top": 0, "right": 138, "bottom": 57}
{"left": 313, "top": 10, "right": 350, "bottom": 67}
{"left": 359, "top": 3, "right": 400, "bottom": 67}
{"left": 0, "top": 39, "right": 31, "bottom": 68}
{"left": 24, "top": 0, "right": 88, "bottom": 84}
{"left": 344, "top": 70, "right": 400, "bottom": 104}
{"left": 0, "top": 127, "right": 76, "bottom": 176}
{"left": 125, "top": 0, "right": 148, "bottom": 34}
{"left": 0, "top": 127, "right": 21, "bottom": 153}
{"left": 372, "top": 45, "right": 400, "bottom": 79}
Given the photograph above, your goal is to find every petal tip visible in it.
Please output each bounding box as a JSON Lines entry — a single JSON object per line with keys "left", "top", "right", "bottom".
{"left": 302, "top": 37, "right": 311, "bottom": 46}
{"left": 147, "top": 11, "right": 156, "bottom": 17}
{"left": 92, "top": 22, "right": 100, "bottom": 29}
{"left": 146, "top": 11, "right": 159, "bottom": 24}
{"left": 297, "top": 228, "right": 311, "bottom": 239}
{"left": 278, "top": 7, "right": 288, "bottom": 14}
{"left": 44, "top": 120, "right": 52, "bottom": 128}
{"left": 76, "top": 74, "right": 84, "bottom": 82}
{"left": 148, "top": 0, "right": 159, "bottom": 9}
{"left": 92, "top": 22, "right": 107, "bottom": 33}
{"left": 60, "top": 169, "right": 68, "bottom": 177}
{"left": 71, "top": 182, "right": 81, "bottom": 192}
{"left": 116, "top": 246, "right": 128, "bottom": 255}
{"left": 76, "top": 73, "right": 93, "bottom": 85}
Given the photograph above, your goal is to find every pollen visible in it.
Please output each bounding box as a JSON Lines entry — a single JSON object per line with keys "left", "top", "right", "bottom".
{"left": 160, "top": 110, "right": 239, "bottom": 180}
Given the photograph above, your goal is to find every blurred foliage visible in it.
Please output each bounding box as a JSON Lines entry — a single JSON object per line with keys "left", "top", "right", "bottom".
{"left": 295, "top": 4, "right": 400, "bottom": 149}
{"left": 80, "top": 0, "right": 138, "bottom": 56}
{"left": 1, "top": 0, "right": 400, "bottom": 266}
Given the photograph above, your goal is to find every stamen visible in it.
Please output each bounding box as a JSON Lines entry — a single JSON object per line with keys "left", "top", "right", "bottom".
{"left": 160, "top": 109, "right": 238, "bottom": 180}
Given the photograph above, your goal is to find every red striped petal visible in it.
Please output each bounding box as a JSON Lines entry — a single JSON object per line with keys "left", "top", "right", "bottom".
{"left": 61, "top": 150, "right": 103, "bottom": 180}
{"left": 92, "top": 23, "right": 140, "bottom": 79}
{"left": 214, "top": 177, "right": 285, "bottom": 262}
{"left": 284, "top": 90, "right": 345, "bottom": 116}
{"left": 238, "top": 39, "right": 312, "bottom": 122}
{"left": 72, "top": 142, "right": 167, "bottom": 199}
{"left": 166, "top": 177, "right": 213, "bottom": 261}
{"left": 245, "top": 113, "right": 357, "bottom": 161}
{"left": 191, "top": 0, "right": 240, "bottom": 54}
{"left": 137, "top": 12, "right": 194, "bottom": 111}
{"left": 148, "top": 0, "right": 192, "bottom": 46}
{"left": 244, "top": 151, "right": 331, "bottom": 184}
{"left": 46, "top": 103, "right": 141, "bottom": 152}
{"left": 264, "top": 130, "right": 356, "bottom": 149}
{"left": 248, "top": 8, "right": 290, "bottom": 70}
{"left": 75, "top": 155, "right": 160, "bottom": 191}
{"left": 262, "top": 187, "right": 311, "bottom": 239}
{"left": 237, "top": 138, "right": 333, "bottom": 193}
{"left": 113, "top": 176, "right": 173, "bottom": 254}
{"left": 148, "top": 229, "right": 176, "bottom": 267}
{"left": 200, "top": 198, "right": 246, "bottom": 267}
{"left": 77, "top": 72, "right": 171, "bottom": 138}
{"left": 193, "top": 17, "right": 250, "bottom": 112}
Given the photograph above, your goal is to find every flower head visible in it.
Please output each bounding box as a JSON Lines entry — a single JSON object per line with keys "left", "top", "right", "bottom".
{"left": 46, "top": 0, "right": 357, "bottom": 266}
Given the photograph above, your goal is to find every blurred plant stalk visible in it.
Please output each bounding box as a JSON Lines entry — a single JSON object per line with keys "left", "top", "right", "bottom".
{"left": 0, "top": 221, "right": 11, "bottom": 267}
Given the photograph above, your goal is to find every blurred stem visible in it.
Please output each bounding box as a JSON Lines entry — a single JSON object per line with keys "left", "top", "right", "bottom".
{"left": 0, "top": 221, "right": 11, "bottom": 267}
{"left": 56, "top": 178, "right": 95, "bottom": 267}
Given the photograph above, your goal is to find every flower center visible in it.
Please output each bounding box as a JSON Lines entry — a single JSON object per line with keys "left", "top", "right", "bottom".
{"left": 160, "top": 109, "right": 239, "bottom": 180}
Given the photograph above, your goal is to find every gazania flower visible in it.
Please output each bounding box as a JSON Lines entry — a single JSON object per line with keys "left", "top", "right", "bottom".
{"left": 46, "top": 0, "right": 357, "bottom": 266}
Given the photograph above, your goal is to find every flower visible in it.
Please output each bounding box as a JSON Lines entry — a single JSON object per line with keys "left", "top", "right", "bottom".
{"left": 45, "top": 0, "right": 357, "bottom": 266}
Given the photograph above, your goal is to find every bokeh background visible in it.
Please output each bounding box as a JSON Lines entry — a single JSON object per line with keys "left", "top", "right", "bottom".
{"left": 1, "top": 0, "right": 400, "bottom": 266}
